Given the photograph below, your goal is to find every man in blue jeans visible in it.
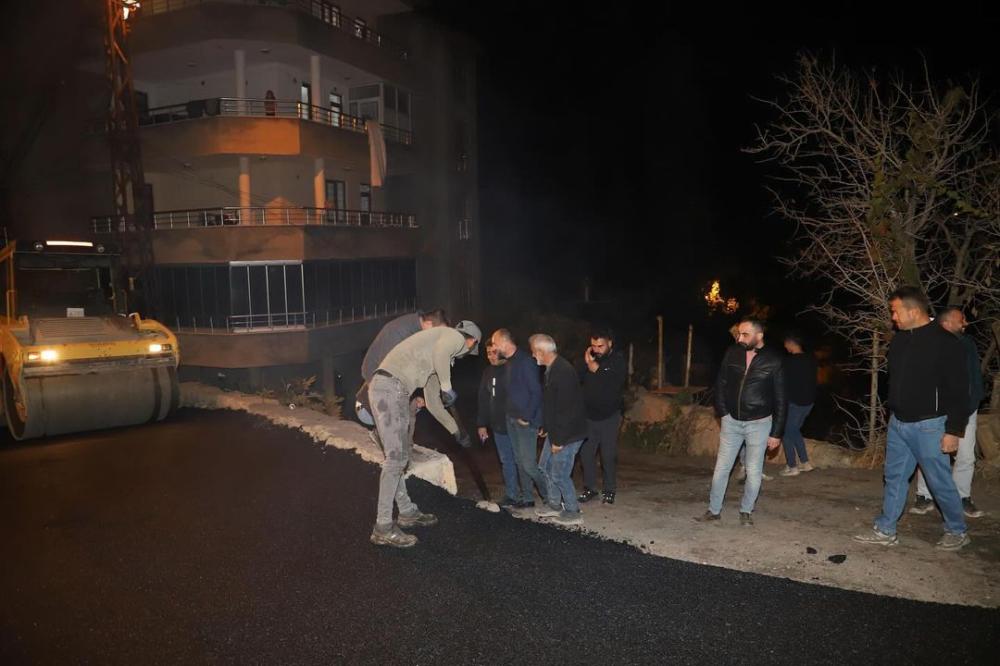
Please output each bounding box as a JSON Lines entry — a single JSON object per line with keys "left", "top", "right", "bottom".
{"left": 491, "top": 328, "right": 546, "bottom": 508}
{"left": 779, "top": 331, "right": 817, "bottom": 476}
{"left": 696, "top": 317, "right": 786, "bottom": 527}
{"left": 477, "top": 341, "right": 519, "bottom": 507}
{"left": 854, "top": 287, "right": 971, "bottom": 550}
{"left": 529, "top": 334, "right": 588, "bottom": 526}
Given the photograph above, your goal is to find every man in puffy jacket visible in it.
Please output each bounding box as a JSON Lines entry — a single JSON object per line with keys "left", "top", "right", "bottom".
{"left": 696, "top": 317, "right": 786, "bottom": 526}
{"left": 368, "top": 321, "right": 480, "bottom": 548}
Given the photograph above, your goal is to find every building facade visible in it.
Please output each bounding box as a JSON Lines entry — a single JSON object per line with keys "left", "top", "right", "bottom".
{"left": 17, "top": 0, "right": 480, "bottom": 399}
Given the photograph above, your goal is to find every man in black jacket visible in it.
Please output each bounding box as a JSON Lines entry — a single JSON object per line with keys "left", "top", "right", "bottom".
{"left": 477, "top": 341, "right": 519, "bottom": 507}
{"left": 530, "top": 334, "right": 588, "bottom": 526}
{"left": 854, "top": 287, "right": 970, "bottom": 550}
{"left": 578, "top": 328, "right": 628, "bottom": 505}
{"left": 696, "top": 317, "right": 786, "bottom": 527}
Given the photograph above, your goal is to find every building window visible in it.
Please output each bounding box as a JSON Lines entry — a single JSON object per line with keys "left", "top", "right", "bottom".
{"left": 458, "top": 218, "right": 471, "bottom": 240}
{"left": 360, "top": 183, "right": 371, "bottom": 225}
{"left": 329, "top": 91, "right": 343, "bottom": 126}
{"left": 353, "top": 17, "right": 367, "bottom": 39}
{"left": 300, "top": 82, "right": 312, "bottom": 120}
{"left": 229, "top": 261, "right": 306, "bottom": 331}
{"left": 325, "top": 179, "right": 346, "bottom": 223}
{"left": 313, "top": 1, "right": 341, "bottom": 27}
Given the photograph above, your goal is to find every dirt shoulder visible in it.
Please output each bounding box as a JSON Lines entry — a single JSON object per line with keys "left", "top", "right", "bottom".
{"left": 456, "top": 446, "right": 1000, "bottom": 608}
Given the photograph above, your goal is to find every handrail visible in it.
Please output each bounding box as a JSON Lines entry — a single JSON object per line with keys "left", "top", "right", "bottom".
{"left": 92, "top": 207, "right": 418, "bottom": 232}
{"left": 138, "top": 97, "right": 413, "bottom": 145}
{"left": 134, "top": 0, "right": 410, "bottom": 61}
{"left": 169, "top": 299, "right": 417, "bottom": 334}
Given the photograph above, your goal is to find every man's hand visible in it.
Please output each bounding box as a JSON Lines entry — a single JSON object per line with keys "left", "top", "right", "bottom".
{"left": 941, "top": 434, "right": 960, "bottom": 454}
{"left": 584, "top": 348, "right": 599, "bottom": 372}
{"left": 477, "top": 427, "right": 489, "bottom": 443}
{"left": 551, "top": 443, "right": 563, "bottom": 454}
{"left": 538, "top": 428, "right": 547, "bottom": 438}
{"left": 454, "top": 431, "right": 472, "bottom": 448}
{"left": 766, "top": 437, "right": 781, "bottom": 451}
{"left": 440, "top": 389, "right": 457, "bottom": 408}
{"left": 516, "top": 418, "right": 530, "bottom": 427}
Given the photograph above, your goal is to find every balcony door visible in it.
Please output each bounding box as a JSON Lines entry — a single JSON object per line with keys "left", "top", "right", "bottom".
{"left": 325, "top": 179, "right": 346, "bottom": 224}
{"left": 300, "top": 82, "right": 312, "bottom": 120}
{"left": 359, "top": 183, "right": 371, "bottom": 226}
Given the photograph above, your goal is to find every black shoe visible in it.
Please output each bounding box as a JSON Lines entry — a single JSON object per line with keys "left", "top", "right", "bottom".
{"left": 739, "top": 512, "right": 754, "bottom": 527}
{"left": 694, "top": 510, "right": 720, "bottom": 523}
{"left": 908, "top": 496, "right": 934, "bottom": 515}
{"left": 602, "top": 490, "right": 616, "bottom": 505}
{"left": 577, "top": 488, "right": 599, "bottom": 503}
{"left": 498, "top": 496, "right": 518, "bottom": 508}
{"left": 963, "top": 498, "right": 984, "bottom": 518}
{"left": 515, "top": 500, "right": 535, "bottom": 509}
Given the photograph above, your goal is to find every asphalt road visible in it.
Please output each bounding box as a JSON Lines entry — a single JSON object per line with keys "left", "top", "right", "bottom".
{"left": 1, "top": 409, "right": 997, "bottom": 664}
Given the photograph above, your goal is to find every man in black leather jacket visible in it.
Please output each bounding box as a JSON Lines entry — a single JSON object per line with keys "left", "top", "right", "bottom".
{"left": 696, "top": 317, "right": 786, "bottom": 526}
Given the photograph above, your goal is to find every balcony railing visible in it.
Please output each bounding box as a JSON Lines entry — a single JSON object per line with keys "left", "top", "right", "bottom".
{"left": 92, "top": 207, "right": 418, "bottom": 233}
{"left": 134, "top": 0, "right": 409, "bottom": 61}
{"left": 139, "top": 97, "right": 413, "bottom": 145}
{"left": 170, "top": 299, "right": 416, "bottom": 334}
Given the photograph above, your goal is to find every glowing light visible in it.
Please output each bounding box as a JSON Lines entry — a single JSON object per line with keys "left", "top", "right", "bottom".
{"left": 123, "top": 1, "right": 141, "bottom": 21}
{"left": 46, "top": 240, "right": 94, "bottom": 248}
{"left": 40, "top": 350, "right": 59, "bottom": 362}
{"left": 704, "top": 280, "right": 739, "bottom": 315}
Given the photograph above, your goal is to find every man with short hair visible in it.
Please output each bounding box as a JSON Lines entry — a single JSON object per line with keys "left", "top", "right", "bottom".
{"left": 578, "top": 327, "right": 627, "bottom": 505}
{"left": 909, "top": 306, "right": 985, "bottom": 519}
{"left": 491, "top": 328, "right": 546, "bottom": 508}
{"left": 368, "top": 321, "right": 480, "bottom": 548}
{"left": 696, "top": 317, "right": 785, "bottom": 527}
{"left": 530, "top": 334, "right": 588, "bottom": 526}
{"left": 477, "top": 341, "right": 519, "bottom": 507}
{"left": 854, "top": 288, "right": 970, "bottom": 550}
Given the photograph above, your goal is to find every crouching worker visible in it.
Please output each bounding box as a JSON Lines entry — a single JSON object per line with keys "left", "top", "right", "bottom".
{"left": 369, "top": 320, "right": 481, "bottom": 548}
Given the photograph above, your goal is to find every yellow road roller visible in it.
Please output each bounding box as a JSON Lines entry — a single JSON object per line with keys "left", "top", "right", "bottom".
{"left": 0, "top": 240, "right": 179, "bottom": 440}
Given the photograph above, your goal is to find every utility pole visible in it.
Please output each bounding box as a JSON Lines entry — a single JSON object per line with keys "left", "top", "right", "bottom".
{"left": 103, "top": 0, "right": 156, "bottom": 315}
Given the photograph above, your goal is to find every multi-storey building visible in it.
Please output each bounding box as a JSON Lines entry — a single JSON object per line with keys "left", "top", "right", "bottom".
{"left": 15, "top": 0, "right": 480, "bottom": 400}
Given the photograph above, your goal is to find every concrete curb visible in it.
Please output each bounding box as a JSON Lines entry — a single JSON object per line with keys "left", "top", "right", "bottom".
{"left": 179, "top": 382, "right": 457, "bottom": 495}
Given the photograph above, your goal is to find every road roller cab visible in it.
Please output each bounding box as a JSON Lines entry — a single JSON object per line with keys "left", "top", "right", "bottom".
{"left": 0, "top": 240, "right": 179, "bottom": 440}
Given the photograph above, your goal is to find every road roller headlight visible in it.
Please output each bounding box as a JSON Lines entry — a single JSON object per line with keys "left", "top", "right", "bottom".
{"left": 27, "top": 350, "right": 59, "bottom": 363}
{"left": 148, "top": 343, "right": 172, "bottom": 353}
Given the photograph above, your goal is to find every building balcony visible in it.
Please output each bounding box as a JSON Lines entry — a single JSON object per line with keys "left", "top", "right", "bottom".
{"left": 134, "top": 0, "right": 410, "bottom": 62}
{"left": 92, "top": 206, "right": 418, "bottom": 232}
{"left": 139, "top": 97, "right": 413, "bottom": 146}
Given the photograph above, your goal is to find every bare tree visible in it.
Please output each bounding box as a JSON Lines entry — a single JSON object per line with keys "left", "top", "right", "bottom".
{"left": 747, "top": 54, "right": 999, "bottom": 460}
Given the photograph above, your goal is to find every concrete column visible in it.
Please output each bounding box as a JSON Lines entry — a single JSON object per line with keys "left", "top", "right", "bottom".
{"left": 234, "top": 49, "right": 246, "bottom": 97}
{"left": 238, "top": 156, "right": 251, "bottom": 214}
{"left": 313, "top": 158, "right": 325, "bottom": 210}
{"left": 310, "top": 54, "right": 321, "bottom": 117}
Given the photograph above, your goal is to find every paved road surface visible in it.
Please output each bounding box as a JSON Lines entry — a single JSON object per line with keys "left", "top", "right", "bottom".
{"left": 1, "top": 409, "right": 997, "bottom": 664}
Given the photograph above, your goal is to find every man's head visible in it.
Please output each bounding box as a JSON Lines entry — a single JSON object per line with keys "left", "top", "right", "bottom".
{"left": 888, "top": 286, "right": 931, "bottom": 331}
{"left": 455, "top": 320, "right": 482, "bottom": 355}
{"left": 783, "top": 331, "right": 804, "bottom": 355}
{"left": 589, "top": 327, "right": 614, "bottom": 361}
{"left": 938, "top": 306, "right": 967, "bottom": 335}
{"left": 529, "top": 333, "right": 558, "bottom": 367}
{"left": 490, "top": 328, "right": 516, "bottom": 359}
{"left": 486, "top": 341, "right": 506, "bottom": 366}
{"left": 736, "top": 318, "right": 765, "bottom": 351}
{"left": 418, "top": 308, "right": 448, "bottom": 330}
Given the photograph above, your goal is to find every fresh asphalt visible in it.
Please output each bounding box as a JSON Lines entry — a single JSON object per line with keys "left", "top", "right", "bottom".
{"left": 1, "top": 409, "right": 997, "bottom": 664}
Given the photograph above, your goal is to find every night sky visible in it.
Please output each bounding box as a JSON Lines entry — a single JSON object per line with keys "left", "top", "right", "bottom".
{"left": 419, "top": 1, "right": 999, "bottom": 335}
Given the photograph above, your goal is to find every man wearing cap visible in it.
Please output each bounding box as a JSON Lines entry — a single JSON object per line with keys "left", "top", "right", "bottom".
{"left": 368, "top": 320, "right": 481, "bottom": 548}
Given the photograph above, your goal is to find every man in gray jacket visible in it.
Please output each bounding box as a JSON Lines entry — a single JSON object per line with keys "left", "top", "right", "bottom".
{"left": 368, "top": 321, "right": 481, "bottom": 548}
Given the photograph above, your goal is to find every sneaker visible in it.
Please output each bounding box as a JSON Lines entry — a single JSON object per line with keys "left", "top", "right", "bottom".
{"left": 553, "top": 511, "right": 583, "bottom": 526}
{"left": 962, "top": 498, "right": 984, "bottom": 519}
{"left": 798, "top": 461, "right": 814, "bottom": 472}
{"left": 396, "top": 510, "right": 438, "bottom": 528}
{"left": 694, "top": 510, "right": 721, "bottom": 523}
{"left": 370, "top": 523, "right": 418, "bottom": 548}
{"left": 577, "top": 488, "right": 599, "bottom": 503}
{"left": 497, "top": 496, "right": 518, "bottom": 509}
{"left": 935, "top": 532, "right": 971, "bottom": 551}
{"left": 602, "top": 490, "right": 616, "bottom": 505}
{"left": 761, "top": 471, "right": 773, "bottom": 481}
{"left": 739, "top": 471, "right": 773, "bottom": 485}
{"left": 853, "top": 527, "right": 898, "bottom": 546}
{"left": 535, "top": 505, "right": 561, "bottom": 518}
{"left": 739, "top": 512, "right": 754, "bottom": 527}
{"left": 779, "top": 465, "right": 801, "bottom": 477}
{"left": 908, "top": 496, "right": 934, "bottom": 515}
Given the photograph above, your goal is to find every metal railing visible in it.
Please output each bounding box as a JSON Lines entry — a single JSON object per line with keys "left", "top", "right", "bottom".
{"left": 138, "top": 97, "right": 413, "bottom": 145}
{"left": 92, "top": 207, "right": 417, "bottom": 232}
{"left": 134, "top": 0, "right": 409, "bottom": 60}
{"left": 170, "top": 299, "right": 417, "bottom": 334}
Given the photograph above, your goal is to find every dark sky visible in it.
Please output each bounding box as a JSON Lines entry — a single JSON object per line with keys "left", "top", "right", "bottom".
{"left": 418, "top": 1, "right": 1000, "bottom": 328}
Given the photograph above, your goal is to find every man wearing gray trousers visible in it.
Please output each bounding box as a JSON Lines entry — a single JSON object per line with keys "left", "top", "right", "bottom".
{"left": 369, "top": 322, "right": 481, "bottom": 548}
{"left": 578, "top": 328, "right": 628, "bottom": 505}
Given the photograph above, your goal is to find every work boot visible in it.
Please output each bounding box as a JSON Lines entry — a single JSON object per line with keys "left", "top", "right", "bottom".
{"left": 962, "top": 498, "right": 984, "bottom": 519}
{"left": 935, "top": 532, "right": 971, "bottom": 551}
{"left": 553, "top": 510, "right": 583, "bottom": 526}
{"left": 370, "top": 523, "right": 417, "bottom": 548}
{"left": 602, "top": 490, "right": 616, "bottom": 505}
{"left": 577, "top": 488, "right": 599, "bottom": 503}
{"left": 396, "top": 510, "right": 438, "bottom": 528}
{"left": 694, "top": 510, "right": 721, "bottom": 523}
{"left": 739, "top": 512, "right": 754, "bottom": 527}
{"left": 908, "top": 496, "right": 934, "bottom": 515}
